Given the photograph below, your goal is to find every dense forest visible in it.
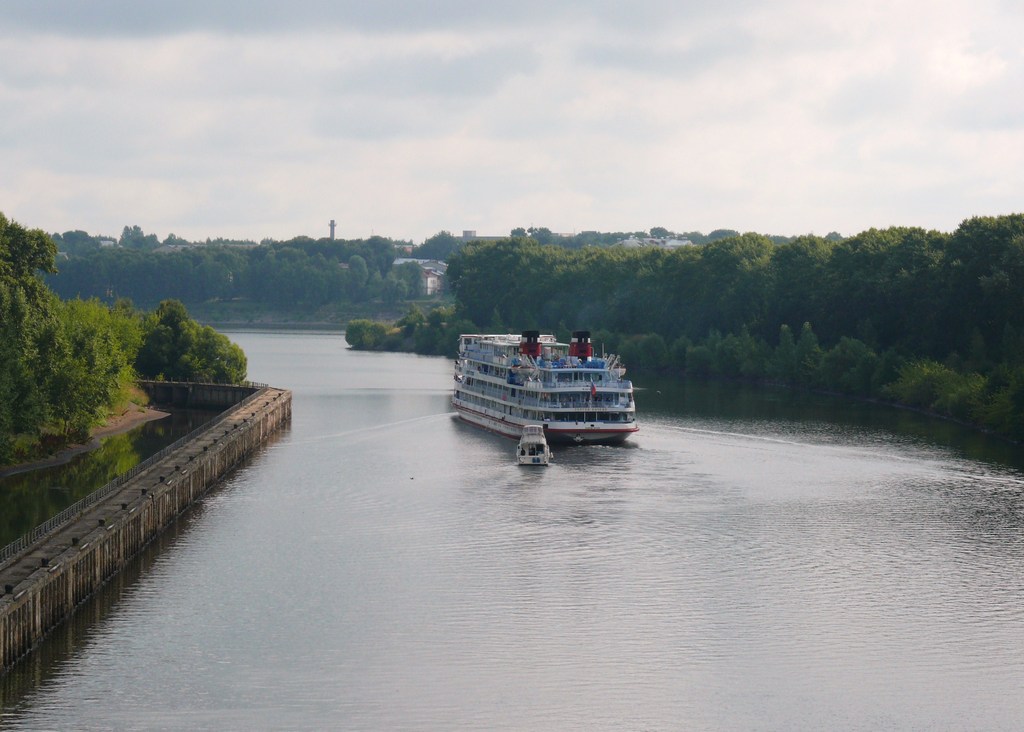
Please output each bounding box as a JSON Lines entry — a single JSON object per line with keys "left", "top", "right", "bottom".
{"left": 347, "top": 215, "right": 1024, "bottom": 441}
{"left": 1, "top": 213, "right": 246, "bottom": 467}
{"left": 48, "top": 229, "right": 422, "bottom": 314}
{"left": 46, "top": 224, "right": 825, "bottom": 316}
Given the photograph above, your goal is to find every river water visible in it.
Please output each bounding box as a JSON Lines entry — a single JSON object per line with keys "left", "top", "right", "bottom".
{"left": 3, "top": 330, "right": 1024, "bottom": 730}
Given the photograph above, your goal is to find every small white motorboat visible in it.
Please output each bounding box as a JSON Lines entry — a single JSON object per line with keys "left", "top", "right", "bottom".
{"left": 517, "top": 424, "right": 551, "bottom": 466}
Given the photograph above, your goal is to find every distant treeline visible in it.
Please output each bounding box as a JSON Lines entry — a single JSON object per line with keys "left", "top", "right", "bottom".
{"left": 413, "top": 226, "right": 842, "bottom": 261}
{"left": 1, "top": 212, "right": 246, "bottom": 466}
{"left": 347, "top": 215, "right": 1024, "bottom": 441}
{"left": 48, "top": 234, "right": 422, "bottom": 310}
{"left": 47, "top": 224, "right": 830, "bottom": 312}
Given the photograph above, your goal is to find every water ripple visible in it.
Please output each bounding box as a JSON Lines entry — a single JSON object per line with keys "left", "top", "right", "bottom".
{"left": 5, "top": 338, "right": 1024, "bottom": 731}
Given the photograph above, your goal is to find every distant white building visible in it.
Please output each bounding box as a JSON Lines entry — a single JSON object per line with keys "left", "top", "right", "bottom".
{"left": 421, "top": 267, "right": 444, "bottom": 295}
{"left": 153, "top": 243, "right": 191, "bottom": 254}
{"left": 394, "top": 258, "right": 447, "bottom": 295}
{"left": 617, "top": 236, "right": 695, "bottom": 249}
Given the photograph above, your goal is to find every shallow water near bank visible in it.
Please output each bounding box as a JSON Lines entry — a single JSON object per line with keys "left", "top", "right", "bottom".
{"left": 0, "top": 409, "right": 218, "bottom": 548}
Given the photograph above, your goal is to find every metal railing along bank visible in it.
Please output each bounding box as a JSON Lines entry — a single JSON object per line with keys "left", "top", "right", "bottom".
{"left": 0, "top": 383, "right": 269, "bottom": 570}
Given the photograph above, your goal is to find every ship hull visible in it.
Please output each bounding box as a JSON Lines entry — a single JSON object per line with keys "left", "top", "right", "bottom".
{"left": 453, "top": 401, "right": 637, "bottom": 446}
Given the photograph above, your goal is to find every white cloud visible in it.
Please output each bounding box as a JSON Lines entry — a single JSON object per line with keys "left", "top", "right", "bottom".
{"left": 0, "top": 0, "right": 1021, "bottom": 241}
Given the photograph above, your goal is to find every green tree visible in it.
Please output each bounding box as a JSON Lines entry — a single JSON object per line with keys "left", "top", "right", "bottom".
{"left": 693, "top": 234, "right": 774, "bottom": 338}
{"left": 685, "top": 344, "right": 715, "bottom": 376}
{"left": 392, "top": 262, "right": 422, "bottom": 297}
{"left": 940, "top": 215, "right": 1024, "bottom": 358}
{"left": 527, "top": 227, "right": 555, "bottom": 245}
{"left": 0, "top": 214, "right": 59, "bottom": 458}
{"left": 52, "top": 229, "right": 101, "bottom": 256}
{"left": 417, "top": 231, "right": 461, "bottom": 261}
{"left": 636, "top": 333, "right": 670, "bottom": 372}
{"left": 770, "top": 325, "right": 798, "bottom": 383}
{"left": 345, "top": 319, "right": 391, "bottom": 349}
{"left": 821, "top": 227, "right": 945, "bottom": 352}
{"left": 0, "top": 212, "right": 57, "bottom": 304}
{"left": 381, "top": 273, "right": 409, "bottom": 304}
{"left": 768, "top": 236, "right": 832, "bottom": 335}
{"left": 396, "top": 305, "right": 426, "bottom": 336}
{"left": 347, "top": 254, "right": 370, "bottom": 301}
{"left": 669, "top": 335, "right": 691, "bottom": 371}
{"left": 39, "top": 299, "right": 138, "bottom": 437}
{"left": 885, "top": 359, "right": 989, "bottom": 421}
{"left": 795, "top": 322, "right": 823, "bottom": 385}
{"left": 818, "top": 337, "right": 878, "bottom": 396}
{"left": 975, "top": 366, "right": 1024, "bottom": 439}
{"left": 119, "top": 225, "right": 160, "bottom": 250}
{"left": 187, "top": 325, "right": 247, "bottom": 382}
{"left": 136, "top": 299, "right": 245, "bottom": 382}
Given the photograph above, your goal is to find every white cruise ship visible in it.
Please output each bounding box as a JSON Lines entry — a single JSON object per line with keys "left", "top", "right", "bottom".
{"left": 452, "top": 330, "right": 639, "bottom": 445}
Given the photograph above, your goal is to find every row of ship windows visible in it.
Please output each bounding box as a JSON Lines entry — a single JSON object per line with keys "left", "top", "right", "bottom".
{"left": 455, "top": 390, "right": 636, "bottom": 423}
{"left": 462, "top": 378, "right": 622, "bottom": 401}
{"left": 469, "top": 362, "right": 606, "bottom": 385}
{"left": 462, "top": 379, "right": 631, "bottom": 407}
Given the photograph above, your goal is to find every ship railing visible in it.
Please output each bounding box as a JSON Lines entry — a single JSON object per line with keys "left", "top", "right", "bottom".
{"left": 534, "top": 378, "right": 634, "bottom": 390}
{"left": 464, "top": 378, "right": 633, "bottom": 405}
{"left": 466, "top": 385, "right": 632, "bottom": 411}
{"left": 462, "top": 349, "right": 512, "bottom": 366}
{"left": 533, "top": 400, "right": 632, "bottom": 410}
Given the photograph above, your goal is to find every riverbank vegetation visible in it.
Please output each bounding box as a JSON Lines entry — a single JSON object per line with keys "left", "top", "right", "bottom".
{"left": 347, "top": 215, "right": 1024, "bottom": 441}
{"left": 1, "top": 212, "right": 246, "bottom": 467}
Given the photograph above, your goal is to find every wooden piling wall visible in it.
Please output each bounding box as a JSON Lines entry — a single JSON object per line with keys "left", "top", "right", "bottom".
{"left": 139, "top": 380, "right": 262, "bottom": 409}
{"left": 0, "top": 386, "right": 291, "bottom": 672}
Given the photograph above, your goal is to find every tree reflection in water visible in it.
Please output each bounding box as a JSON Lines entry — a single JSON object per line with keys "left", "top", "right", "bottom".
{"left": 0, "top": 409, "right": 218, "bottom": 547}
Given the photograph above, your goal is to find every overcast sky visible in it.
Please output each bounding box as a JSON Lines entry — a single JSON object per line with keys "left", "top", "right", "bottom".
{"left": 2, "top": 0, "right": 1022, "bottom": 243}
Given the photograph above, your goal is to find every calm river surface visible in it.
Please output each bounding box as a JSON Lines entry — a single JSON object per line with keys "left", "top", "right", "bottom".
{"left": 3, "top": 330, "right": 1024, "bottom": 730}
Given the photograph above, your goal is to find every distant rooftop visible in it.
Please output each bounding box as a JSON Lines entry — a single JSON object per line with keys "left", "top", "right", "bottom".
{"left": 461, "top": 230, "right": 505, "bottom": 242}
{"left": 616, "top": 236, "right": 696, "bottom": 249}
{"left": 394, "top": 257, "right": 448, "bottom": 274}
